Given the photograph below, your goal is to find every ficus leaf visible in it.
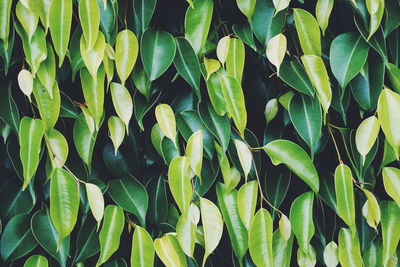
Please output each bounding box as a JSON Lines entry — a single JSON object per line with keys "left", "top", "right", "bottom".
{"left": 266, "top": 33, "right": 286, "bottom": 75}
{"left": 380, "top": 201, "right": 400, "bottom": 266}
{"left": 130, "top": 226, "right": 155, "bottom": 267}
{"left": 16, "top": 1, "right": 38, "bottom": 44}
{"left": 78, "top": 0, "right": 100, "bottom": 50}
{"left": 80, "top": 31, "right": 105, "bottom": 79}
{"left": 361, "top": 189, "right": 380, "bottom": 230}
{"left": 234, "top": 140, "right": 252, "bottom": 181}
{"left": 185, "top": 130, "right": 203, "bottom": 179}
{"left": 176, "top": 205, "right": 197, "bottom": 257}
{"left": 355, "top": 116, "right": 380, "bottom": 164}
{"left": 316, "top": 0, "right": 333, "bottom": 35}
{"left": 0, "top": 0, "right": 12, "bottom": 50}
{"left": 264, "top": 98, "right": 278, "bottom": 124}
{"left": 115, "top": 29, "right": 138, "bottom": 85}
{"left": 382, "top": 167, "right": 400, "bottom": 206}
{"left": 155, "top": 104, "right": 177, "bottom": 144}
{"left": 237, "top": 180, "right": 258, "bottom": 230}
{"left": 236, "top": 0, "right": 257, "bottom": 19}
{"left": 33, "top": 79, "right": 60, "bottom": 132}
{"left": 338, "top": 228, "right": 363, "bottom": 267}
{"left": 154, "top": 234, "right": 187, "bottom": 267}
{"left": 293, "top": 9, "right": 321, "bottom": 56}
{"left": 17, "top": 69, "right": 33, "bottom": 101}
{"left": 24, "top": 255, "right": 48, "bottom": 267}
{"left": 45, "top": 128, "right": 69, "bottom": 169}
{"left": 85, "top": 183, "right": 104, "bottom": 229}
{"left": 108, "top": 116, "right": 125, "bottom": 155}
{"left": 279, "top": 214, "right": 292, "bottom": 241}
{"left": 110, "top": 82, "right": 133, "bottom": 134}
{"left": 37, "top": 42, "right": 56, "bottom": 98}
{"left": 324, "top": 241, "right": 339, "bottom": 267}
{"left": 216, "top": 36, "right": 230, "bottom": 65}
{"left": 168, "top": 156, "right": 192, "bottom": 214}
{"left": 226, "top": 38, "right": 245, "bottom": 83}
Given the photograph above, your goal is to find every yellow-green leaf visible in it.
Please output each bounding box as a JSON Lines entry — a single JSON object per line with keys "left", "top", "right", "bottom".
{"left": 266, "top": 33, "right": 286, "bottom": 75}
{"left": 33, "top": 79, "right": 60, "bottom": 132}
{"left": 185, "top": 130, "right": 203, "bottom": 179}
{"left": 279, "top": 214, "right": 291, "bottom": 241}
{"left": 381, "top": 201, "right": 400, "bottom": 266}
{"left": 115, "top": 29, "right": 139, "bottom": 85}
{"left": 37, "top": 43, "right": 56, "bottom": 98}
{"left": 234, "top": 139, "right": 252, "bottom": 181}
{"left": 338, "top": 228, "right": 363, "bottom": 267}
{"left": 265, "top": 98, "right": 278, "bottom": 124}
{"left": 316, "top": 0, "right": 334, "bottom": 35}
{"left": 226, "top": 38, "right": 245, "bottom": 83}
{"left": 80, "top": 32, "right": 105, "bottom": 78}
{"left": 85, "top": 183, "right": 104, "bottom": 229}
{"left": 0, "top": 0, "right": 12, "bottom": 50}
{"left": 382, "top": 167, "right": 400, "bottom": 206}
{"left": 155, "top": 104, "right": 177, "bottom": 144}
{"left": 204, "top": 57, "right": 220, "bottom": 80}
{"left": 168, "top": 156, "right": 192, "bottom": 214}
{"left": 176, "top": 204, "right": 197, "bottom": 257}
{"left": 324, "top": 241, "right": 339, "bottom": 267}
{"left": 355, "top": 116, "right": 380, "bottom": 164}
{"left": 273, "top": 0, "right": 290, "bottom": 15}
{"left": 110, "top": 82, "right": 133, "bottom": 134}
{"left": 16, "top": 1, "right": 39, "bottom": 43}
{"left": 18, "top": 69, "right": 33, "bottom": 102}
{"left": 237, "top": 180, "right": 258, "bottom": 229}
{"left": 248, "top": 209, "right": 273, "bottom": 267}
{"left": 45, "top": 128, "right": 68, "bottom": 169}
{"left": 131, "top": 226, "right": 155, "bottom": 267}
{"left": 78, "top": 0, "right": 100, "bottom": 50}
{"left": 108, "top": 116, "right": 125, "bottom": 155}
{"left": 216, "top": 36, "right": 230, "bottom": 65}
{"left": 24, "top": 255, "right": 48, "bottom": 267}
{"left": 154, "top": 234, "right": 187, "bottom": 267}
{"left": 293, "top": 9, "right": 321, "bottom": 56}
{"left": 361, "top": 189, "right": 380, "bottom": 230}
{"left": 235, "top": 0, "right": 256, "bottom": 19}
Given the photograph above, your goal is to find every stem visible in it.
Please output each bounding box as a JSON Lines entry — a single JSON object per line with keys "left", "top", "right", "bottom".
{"left": 328, "top": 125, "right": 343, "bottom": 164}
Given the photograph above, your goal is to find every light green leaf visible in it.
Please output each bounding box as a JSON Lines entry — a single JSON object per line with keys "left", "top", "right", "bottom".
{"left": 234, "top": 140, "right": 252, "bottom": 181}
{"left": 289, "top": 191, "right": 314, "bottom": 252}
{"left": 50, "top": 168, "right": 79, "bottom": 247}
{"left": 216, "top": 36, "right": 230, "bottom": 65}
{"left": 279, "top": 214, "right": 291, "bottom": 241}
{"left": 297, "top": 245, "right": 316, "bottom": 267}
{"left": 334, "top": 164, "right": 356, "bottom": 232}
{"left": 0, "top": 0, "right": 12, "bottom": 50}
{"left": 200, "top": 198, "right": 223, "bottom": 266}
{"left": 329, "top": 33, "right": 369, "bottom": 89}
{"left": 204, "top": 58, "right": 221, "bottom": 80}
{"left": 301, "top": 55, "right": 332, "bottom": 116}
{"left": 108, "top": 116, "right": 125, "bottom": 155}
{"left": 33, "top": 80, "right": 60, "bottom": 132}
{"left": 273, "top": 0, "right": 290, "bottom": 15}
{"left": 377, "top": 88, "right": 400, "bottom": 159}
{"left": 49, "top": 0, "right": 72, "bottom": 66}
{"left": 366, "top": 0, "right": 384, "bottom": 40}
{"left": 273, "top": 229, "right": 294, "bottom": 267}
{"left": 236, "top": 0, "right": 257, "bottom": 19}
{"left": 237, "top": 181, "right": 258, "bottom": 229}
{"left": 155, "top": 104, "right": 177, "bottom": 144}
{"left": 37, "top": 43, "right": 56, "bottom": 98}
{"left": 216, "top": 183, "right": 248, "bottom": 263}
{"left": 361, "top": 189, "right": 380, "bottom": 230}
{"left": 265, "top": 98, "right": 278, "bottom": 124}
{"left": 24, "top": 255, "right": 48, "bottom": 267}
{"left": 85, "top": 183, "right": 104, "bottom": 229}
{"left": 151, "top": 123, "right": 164, "bottom": 157}
{"left": 338, "top": 228, "right": 363, "bottom": 267}
{"left": 19, "top": 117, "right": 45, "bottom": 189}
{"left": 131, "top": 226, "right": 155, "bottom": 267}
{"left": 168, "top": 156, "right": 192, "bottom": 214}
{"left": 293, "top": 9, "right": 321, "bottom": 56}
{"left": 185, "top": 130, "right": 203, "bottom": 179}
{"left": 45, "top": 128, "right": 68, "bottom": 169}
{"left": 80, "top": 32, "right": 105, "bottom": 78}
{"left": 324, "top": 241, "right": 339, "bottom": 267}
{"left": 141, "top": 28, "right": 176, "bottom": 81}
{"left": 386, "top": 63, "right": 400, "bottom": 93}
{"left": 18, "top": 69, "right": 33, "bottom": 102}
{"left": 78, "top": 0, "right": 100, "bottom": 50}
{"left": 262, "top": 139, "right": 319, "bottom": 193}
{"left": 316, "top": 0, "right": 333, "bottom": 35}
{"left": 226, "top": 38, "right": 245, "bottom": 83}
{"left": 115, "top": 29, "right": 138, "bottom": 85}
{"left": 176, "top": 206, "right": 197, "bottom": 257}
{"left": 184, "top": 0, "right": 213, "bottom": 55}
{"left": 80, "top": 65, "right": 105, "bottom": 130}
{"left": 154, "top": 234, "right": 187, "bottom": 267}
{"left": 355, "top": 116, "right": 380, "bottom": 164}
{"left": 205, "top": 72, "right": 227, "bottom": 115}
{"left": 382, "top": 167, "right": 400, "bottom": 206}
{"left": 16, "top": 1, "right": 39, "bottom": 43}
{"left": 266, "top": 33, "right": 286, "bottom": 75}
{"left": 381, "top": 201, "right": 400, "bottom": 266}
{"left": 248, "top": 209, "right": 273, "bottom": 267}
{"left": 110, "top": 82, "right": 133, "bottom": 134}
{"left": 73, "top": 113, "right": 99, "bottom": 169}
{"left": 220, "top": 75, "right": 247, "bottom": 138}
{"left": 363, "top": 241, "right": 382, "bottom": 267}
{"left": 97, "top": 205, "right": 125, "bottom": 266}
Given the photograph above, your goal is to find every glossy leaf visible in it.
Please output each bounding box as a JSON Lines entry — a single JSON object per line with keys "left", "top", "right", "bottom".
{"left": 248, "top": 209, "right": 273, "bottom": 267}
{"left": 316, "top": 0, "right": 333, "bottom": 35}
{"left": 18, "top": 69, "right": 33, "bottom": 102}
{"left": 154, "top": 234, "right": 187, "bottom": 267}
{"left": 168, "top": 156, "right": 192, "bottom": 214}
{"left": 130, "top": 226, "right": 155, "bottom": 267}
{"left": 293, "top": 9, "right": 321, "bottom": 56}
{"left": 80, "top": 32, "right": 105, "bottom": 78}
{"left": 78, "top": 0, "right": 100, "bottom": 50}
{"left": 155, "top": 104, "right": 177, "bottom": 144}
{"left": 185, "top": 130, "right": 203, "bottom": 179}
{"left": 226, "top": 38, "right": 245, "bottom": 83}
{"left": 324, "top": 241, "right": 339, "bottom": 267}
{"left": 110, "top": 82, "right": 133, "bottom": 133}
{"left": 24, "top": 255, "right": 48, "bottom": 267}
{"left": 237, "top": 181, "right": 258, "bottom": 229}
{"left": 85, "top": 183, "right": 104, "bottom": 229}
{"left": 33, "top": 80, "right": 60, "bottom": 132}
{"left": 355, "top": 116, "right": 380, "bottom": 163}
{"left": 380, "top": 201, "right": 400, "bottom": 265}
{"left": 382, "top": 167, "right": 400, "bottom": 206}
{"left": 266, "top": 33, "right": 286, "bottom": 75}
{"left": 176, "top": 206, "right": 196, "bottom": 257}
{"left": 115, "top": 29, "right": 138, "bottom": 85}
{"left": 338, "top": 228, "right": 363, "bottom": 267}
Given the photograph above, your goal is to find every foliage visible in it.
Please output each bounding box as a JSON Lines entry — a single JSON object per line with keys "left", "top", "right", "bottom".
{"left": 0, "top": 0, "right": 399, "bottom": 266}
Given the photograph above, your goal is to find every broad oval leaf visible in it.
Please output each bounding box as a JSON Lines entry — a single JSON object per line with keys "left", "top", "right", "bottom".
{"left": 110, "top": 82, "right": 133, "bottom": 133}
{"left": 24, "top": 255, "right": 48, "bottom": 267}
{"left": 97, "top": 205, "right": 125, "bottom": 266}
{"left": 108, "top": 116, "right": 125, "bottom": 155}
{"left": 338, "top": 228, "right": 363, "bottom": 267}
{"left": 154, "top": 234, "right": 187, "bottom": 267}
{"left": 50, "top": 168, "right": 79, "bottom": 247}
{"left": 37, "top": 43, "right": 56, "bottom": 98}
{"left": 141, "top": 28, "right": 176, "bottom": 81}
{"left": 115, "top": 29, "right": 138, "bottom": 85}
{"left": 155, "top": 104, "right": 177, "bottom": 144}
{"left": 279, "top": 59, "right": 315, "bottom": 97}
{"left": 289, "top": 191, "right": 314, "bottom": 252}
{"left": 176, "top": 206, "right": 197, "bottom": 257}
{"left": 355, "top": 116, "right": 380, "bottom": 163}
{"left": 168, "top": 156, "right": 192, "bottom": 214}
{"left": 18, "top": 69, "right": 33, "bottom": 102}
{"left": 329, "top": 32, "right": 369, "bottom": 89}
{"left": 362, "top": 189, "right": 381, "bottom": 230}
{"left": 85, "top": 183, "right": 104, "bottom": 229}
{"left": 216, "top": 36, "right": 230, "bottom": 65}
{"left": 266, "top": 33, "right": 286, "bottom": 75}
{"left": 80, "top": 31, "right": 105, "bottom": 78}
{"left": 265, "top": 98, "right": 278, "bottom": 124}
{"left": 45, "top": 128, "right": 69, "bottom": 169}
{"left": 279, "top": 214, "right": 291, "bottom": 241}
{"left": 33, "top": 79, "right": 60, "bottom": 132}
{"left": 382, "top": 167, "right": 400, "bottom": 206}
{"left": 19, "top": 117, "right": 45, "bottom": 189}
{"left": 16, "top": 1, "right": 38, "bottom": 44}
{"left": 248, "top": 208, "right": 273, "bottom": 267}
{"left": 273, "top": 0, "right": 290, "bottom": 15}
{"left": 380, "top": 201, "right": 400, "bottom": 265}
{"left": 236, "top": 0, "right": 256, "bottom": 19}
{"left": 185, "top": 130, "right": 203, "bottom": 179}
{"left": 130, "top": 226, "right": 155, "bottom": 267}
{"left": 237, "top": 180, "right": 258, "bottom": 229}
{"left": 78, "top": 0, "right": 100, "bottom": 50}
{"left": 234, "top": 140, "right": 252, "bottom": 181}
{"left": 324, "top": 241, "right": 339, "bottom": 267}
{"left": 226, "top": 38, "right": 245, "bottom": 83}
{"left": 293, "top": 9, "right": 321, "bottom": 56}
{"left": 272, "top": 228, "right": 294, "bottom": 267}
{"left": 262, "top": 139, "right": 319, "bottom": 193}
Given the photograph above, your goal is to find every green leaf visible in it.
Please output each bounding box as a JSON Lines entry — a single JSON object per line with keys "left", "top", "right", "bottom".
{"left": 154, "top": 234, "right": 188, "bottom": 267}
{"left": 73, "top": 113, "right": 99, "bottom": 169}
{"left": 265, "top": 98, "right": 278, "bottom": 124}
{"left": 205, "top": 71, "right": 227, "bottom": 115}
{"left": 204, "top": 58, "right": 221, "bottom": 80}
{"left": 289, "top": 191, "right": 314, "bottom": 252}
{"left": 19, "top": 117, "right": 45, "bottom": 189}
{"left": 355, "top": 116, "right": 380, "bottom": 163}
{"left": 155, "top": 104, "right": 177, "bottom": 144}
{"left": 200, "top": 197, "right": 223, "bottom": 266}
{"left": 50, "top": 168, "right": 79, "bottom": 247}
{"left": 361, "top": 189, "right": 381, "bottom": 230}
{"left": 80, "top": 31, "right": 105, "bottom": 78}
{"left": 176, "top": 205, "right": 197, "bottom": 257}
{"left": 273, "top": 0, "right": 290, "bottom": 15}
{"left": 363, "top": 241, "right": 382, "bottom": 267}
{"left": 49, "top": 0, "right": 72, "bottom": 66}
{"left": 110, "top": 82, "right": 133, "bottom": 133}
{"left": 315, "top": 0, "right": 333, "bottom": 35}
{"left": 323, "top": 241, "right": 339, "bottom": 267}
{"left": 74, "top": 216, "right": 99, "bottom": 263}
{"left": 334, "top": 164, "right": 356, "bottom": 232}
{"left": 338, "top": 228, "right": 363, "bottom": 267}
{"left": 0, "top": 179, "right": 34, "bottom": 221}
{"left": 386, "top": 63, "right": 400, "bottom": 93}
{"left": 293, "top": 9, "right": 321, "bottom": 56}
{"left": 382, "top": 167, "right": 400, "bottom": 206}
{"left": 366, "top": 0, "right": 384, "bottom": 40}
{"left": 279, "top": 214, "right": 292, "bottom": 241}
{"left": 31, "top": 209, "right": 70, "bottom": 267}
{"left": 266, "top": 33, "right": 286, "bottom": 75}
{"left": 24, "top": 255, "right": 48, "bottom": 267}
{"left": 45, "top": 128, "right": 69, "bottom": 169}
{"left": 108, "top": 116, "right": 125, "bottom": 155}
{"left": 97, "top": 205, "right": 125, "bottom": 267}
{"left": 226, "top": 38, "right": 245, "bottom": 83}
{"left": 0, "top": 214, "right": 37, "bottom": 262}
{"left": 248, "top": 209, "right": 273, "bottom": 267}
{"left": 279, "top": 59, "right": 315, "bottom": 97}
{"left": 80, "top": 65, "right": 105, "bottom": 130}
{"left": 289, "top": 94, "right": 322, "bottom": 154}
{"left": 297, "top": 245, "right": 316, "bottom": 267}
{"left": 301, "top": 55, "right": 332, "bottom": 115}
{"left": 329, "top": 33, "right": 369, "bottom": 89}
{"left": 115, "top": 29, "right": 138, "bottom": 85}
{"left": 33, "top": 79, "right": 60, "bottom": 132}
{"left": 168, "top": 156, "right": 193, "bottom": 214}
{"left": 272, "top": 229, "right": 294, "bottom": 267}
{"left": 184, "top": 0, "right": 214, "bottom": 55}
{"left": 16, "top": 1, "right": 39, "bottom": 43}
{"left": 380, "top": 201, "right": 400, "bottom": 266}
{"left": 0, "top": 0, "right": 12, "bottom": 50}
{"left": 147, "top": 176, "right": 169, "bottom": 225}
{"left": 37, "top": 43, "right": 56, "bottom": 98}
{"left": 78, "top": 0, "right": 100, "bottom": 50}
{"left": 236, "top": 0, "right": 256, "bottom": 19}
{"left": 185, "top": 130, "right": 203, "bottom": 179}
{"left": 377, "top": 88, "right": 400, "bottom": 159}
{"left": 141, "top": 28, "right": 176, "bottom": 81}
{"left": 216, "top": 183, "right": 248, "bottom": 264}
{"left": 234, "top": 140, "right": 252, "bottom": 181}
{"left": 85, "top": 183, "right": 104, "bottom": 229}
{"left": 131, "top": 226, "right": 155, "bottom": 267}
{"left": 132, "top": 0, "right": 157, "bottom": 34}
{"left": 237, "top": 181, "right": 258, "bottom": 229}
{"left": 216, "top": 36, "right": 230, "bottom": 65}
{"left": 220, "top": 75, "right": 247, "bottom": 138}
{"left": 262, "top": 139, "right": 319, "bottom": 193}
{"left": 108, "top": 178, "right": 148, "bottom": 227}
{"left": 18, "top": 69, "right": 33, "bottom": 102}
{"left": 174, "top": 37, "right": 201, "bottom": 100}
